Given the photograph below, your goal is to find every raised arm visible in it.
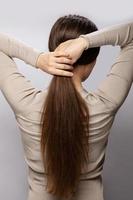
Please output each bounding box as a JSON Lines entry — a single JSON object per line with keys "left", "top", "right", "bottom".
{"left": 0, "top": 32, "right": 41, "bottom": 68}
{"left": 79, "top": 20, "right": 133, "bottom": 49}
{"left": 0, "top": 32, "right": 74, "bottom": 76}
{"left": 79, "top": 20, "right": 133, "bottom": 112}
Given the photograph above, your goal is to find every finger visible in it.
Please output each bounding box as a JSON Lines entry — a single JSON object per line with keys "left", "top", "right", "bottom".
{"left": 52, "top": 69, "right": 73, "bottom": 77}
{"left": 55, "top": 57, "right": 73, "bottom": 65}
{"left": 55, "top": 63, "right": 74, "bottom": 70}
{"left": 54, "top": 51, "right": 71, "bottom": 58}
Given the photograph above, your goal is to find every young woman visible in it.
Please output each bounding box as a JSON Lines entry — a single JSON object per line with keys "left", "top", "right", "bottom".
{"left": 0, "top": 14, "right": 133, "bottom": 200}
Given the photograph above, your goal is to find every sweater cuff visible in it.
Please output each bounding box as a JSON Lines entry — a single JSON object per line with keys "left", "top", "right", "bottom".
{"left": 25, "top": 48, "right": 43, "bottom": 69}
{"left": 79, "top": 35, "right": 90, "bottom": 50}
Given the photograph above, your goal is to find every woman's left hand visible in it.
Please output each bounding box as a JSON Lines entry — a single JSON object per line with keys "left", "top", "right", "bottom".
{"left": 36, "top": 52, "right": 74, "bottom": 77}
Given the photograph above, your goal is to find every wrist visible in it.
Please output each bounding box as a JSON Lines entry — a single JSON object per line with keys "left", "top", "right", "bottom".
{"left": 78, "top": 35, "right": 89, "bottom": 50}
{"left": 36, "top": 52, "right": 44, "bottom": 69}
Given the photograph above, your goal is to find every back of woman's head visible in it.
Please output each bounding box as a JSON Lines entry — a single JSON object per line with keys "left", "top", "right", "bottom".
{"left": 40, "top": 14, "right": 100, "bottom": 198}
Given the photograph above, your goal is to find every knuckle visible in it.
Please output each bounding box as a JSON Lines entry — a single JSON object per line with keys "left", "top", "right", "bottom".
{"left": 59, "top": 57, "right": 63, "bottom": 63}
{"left": 61, "top": 64, "right": 64, "bottom": 69}
{"left": 62, "top": 69, "right": 65, "bottom": 74}
{"left": 62, "top": 58, "right": 65, "bottom": 63}
{"left": 70, "top": 60, "right": 73, "bottom": 64}
{"left": 61, "top": 59, "right": 64, "bottom": 63}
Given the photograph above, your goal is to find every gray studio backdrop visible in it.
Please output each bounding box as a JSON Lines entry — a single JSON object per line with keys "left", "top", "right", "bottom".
{"left": 0, "top": 0, "right": 133, "bottom": 200}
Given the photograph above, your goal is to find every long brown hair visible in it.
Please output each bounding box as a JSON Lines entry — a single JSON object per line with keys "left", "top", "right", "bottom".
{"left": 40, "top": 14, "right": 100, "bottom": 198}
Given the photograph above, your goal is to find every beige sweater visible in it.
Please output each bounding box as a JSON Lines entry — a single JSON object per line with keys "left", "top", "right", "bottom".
{"left": 0, "top": 20, "right": 133, "bottom": 200}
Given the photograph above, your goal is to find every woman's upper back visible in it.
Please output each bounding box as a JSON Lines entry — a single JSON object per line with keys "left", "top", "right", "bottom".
{"left": 13, "top": 84, "right": 115, "bottom": 176}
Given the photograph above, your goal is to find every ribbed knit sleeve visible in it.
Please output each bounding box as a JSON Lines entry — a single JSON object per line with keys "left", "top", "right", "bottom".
{"left": 79, "top": 20, "right": 133, "bottom": 49}
{"left": 0, "top": 33, "right": 43, "bottom": 115}
{"left": 79, "top": 20, "right": 133, "bottom": 112}
{"left": 0, "top": 32, "right": 42, "bottom": 68}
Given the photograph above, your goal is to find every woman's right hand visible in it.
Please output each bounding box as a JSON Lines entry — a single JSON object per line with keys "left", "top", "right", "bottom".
{"left": 36, "top": 36, "right": 88, "bottom": 77}
{"left": 54, "top": 37, "right": 88, "bottom": 64}
{"left": 36, "top": 51, "right": 74, "bottom": 77}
